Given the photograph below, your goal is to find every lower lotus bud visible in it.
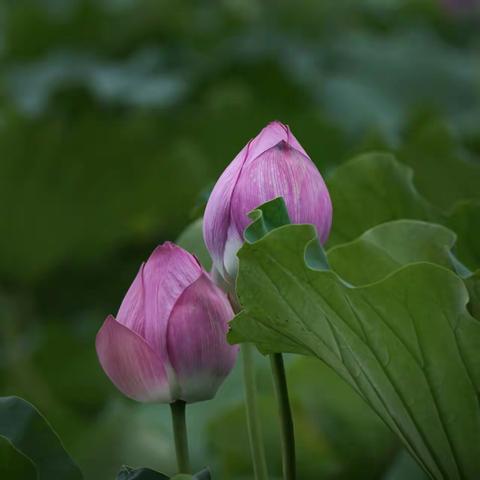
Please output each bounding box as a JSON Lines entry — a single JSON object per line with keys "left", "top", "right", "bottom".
{"left": 96, "top": 242, "right": 238, "bottom": 403}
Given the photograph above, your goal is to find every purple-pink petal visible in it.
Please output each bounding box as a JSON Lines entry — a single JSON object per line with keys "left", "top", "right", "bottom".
{"left": 116, "top": 263, "right": 146, "bottom": 337}
{"left": 204, "top": 121, "right": 306, "bottom": 278}
{"left": 166, "top": 273, "right": 238, "bottom": 403}
{"left": 203, "top": 144, "right": 249, "bottom": 280}
{"left": 96, "top": 315, "right": 171, "bottom": 403}
{"left": 142, "top": 242, "right": 202, "bottom": 353}
{"left": 231, "top": 141, "right": 332, "bottom": 243}
{"left": 243, "top": 121, "right": 308, "bottom": 166}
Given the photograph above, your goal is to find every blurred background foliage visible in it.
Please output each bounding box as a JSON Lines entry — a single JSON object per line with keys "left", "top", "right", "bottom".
{"left": 0, "top": 0, "right": 479, "bottom": 478}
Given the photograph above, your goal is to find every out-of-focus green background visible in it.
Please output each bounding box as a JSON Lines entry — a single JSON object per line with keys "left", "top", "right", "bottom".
{"left": 0, "top": 1, "right": 479, "bottom": 479}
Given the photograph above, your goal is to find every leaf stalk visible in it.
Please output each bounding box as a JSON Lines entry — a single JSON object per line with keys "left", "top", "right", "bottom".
{"left": 270, "top": 352, "right": 296, "bottom": 480}
{"left": 170, "top": 400, "right": 191, "bottom": 474}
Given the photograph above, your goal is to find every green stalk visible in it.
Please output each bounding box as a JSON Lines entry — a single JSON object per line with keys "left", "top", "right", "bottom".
{"left": 242, "top": 342, "right": 269, "bottom": 480}
{"left": 270, "top": 353, "right": 296, "bottom": 480}
{"left": 170, "top": 400, "right": 191, "bottom": 474}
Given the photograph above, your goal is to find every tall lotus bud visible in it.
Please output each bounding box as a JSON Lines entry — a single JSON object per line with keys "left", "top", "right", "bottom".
{"left": 96, "top": 243, "right": 238, "bottom": 404}
{"left": 203, "top": 121, "right": 332, "bottom": 283}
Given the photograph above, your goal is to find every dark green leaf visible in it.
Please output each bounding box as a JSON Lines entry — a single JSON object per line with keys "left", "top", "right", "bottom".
{"left": 244, "top": 197, "right": 291, "bottom": 243}
{"left": 0, "top": 437, "right": 36, "bottom": 480}
{"left": 117, "top": 466, "right": 170, "bottom": 480}
{"left": 0, "top": 396, "right": 83, "bottom": 480}
{"left": 117, "top": 466, "right": 210, "bottom": 480}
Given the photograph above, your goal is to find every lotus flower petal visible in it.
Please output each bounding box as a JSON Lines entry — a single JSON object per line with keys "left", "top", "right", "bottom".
{"left": 231, "top": 141, "right": 332, "bottom": 243}
{"left": 166, "top": 273, "right": 237, "bottom": 403}
{"left": 96, "top": 315, "right": 171, "bottom": 403}
{"left": 116, "top": 263, "right": 146, "bottom": 336}
{"left": 97, "top": 243, "right": 238, "bottom": 404}
{"left": 203, "top": 121, "right": 305, "bottom": 279}
{"left": 243, "top": 121, "right": 308, "bottom": 166}
{"left": 204, "top": 121, "right": 331, "bottom": 282}
{"left": 142, "top": 242, "right": 202, "bottom": 353}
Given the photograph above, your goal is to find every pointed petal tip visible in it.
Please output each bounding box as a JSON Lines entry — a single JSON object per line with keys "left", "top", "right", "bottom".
{"left": 95, "top": 314, "right": 116, "bottom": 346}
{"left": 261, "top": 120, "right": 289, "bottom": 137}
{"left": 115, "top": 264, "right": 146, "bottom": 334}
{"left": 265, "top": 120, "right": 290, "bottom": 132}
{"left": 161, "top": 240, "right": 178, "bottom": 249}
{"left": 149, "top": 241, "right": 180, "bottom": 257}
{"left": 252, "top": 120, "right": 306, "bottom": 159}
{"left": 230, "top": 140, "right": 331, "bottom": 239}
{"left": 146, "top": 242, "right": 202, "bottom": 272}
{"left": 141, "top": 240, "right": 203, "bottom": 351}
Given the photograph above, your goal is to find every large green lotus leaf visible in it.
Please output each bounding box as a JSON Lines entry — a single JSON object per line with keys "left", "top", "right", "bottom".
{"left": 242, "top": 197, "right": 463, "bottom": 288}
{"left": 326, "top": 218, "right": 479, "bottom": 319}
{"left": 325, "top": 152, "right": 480, "bottom": 271}
{"left": 0, "top": 396, "right": 83, "bottom": 480}
{"left": 327, "top": 220, "right": 456, "bottom": 286}
{"left": 326, "top": 152, "right": 435, "bottom": 246}
{"left": 229, "top": 220, "right": 480, "bottom": 479}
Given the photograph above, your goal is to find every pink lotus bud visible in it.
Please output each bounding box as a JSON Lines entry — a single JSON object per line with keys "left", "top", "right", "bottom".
{"left": 203, "top": 121, "right": 332, "bottom": 282}
{"left": 96, "top": 243, "right": 238, "bottom": 404}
